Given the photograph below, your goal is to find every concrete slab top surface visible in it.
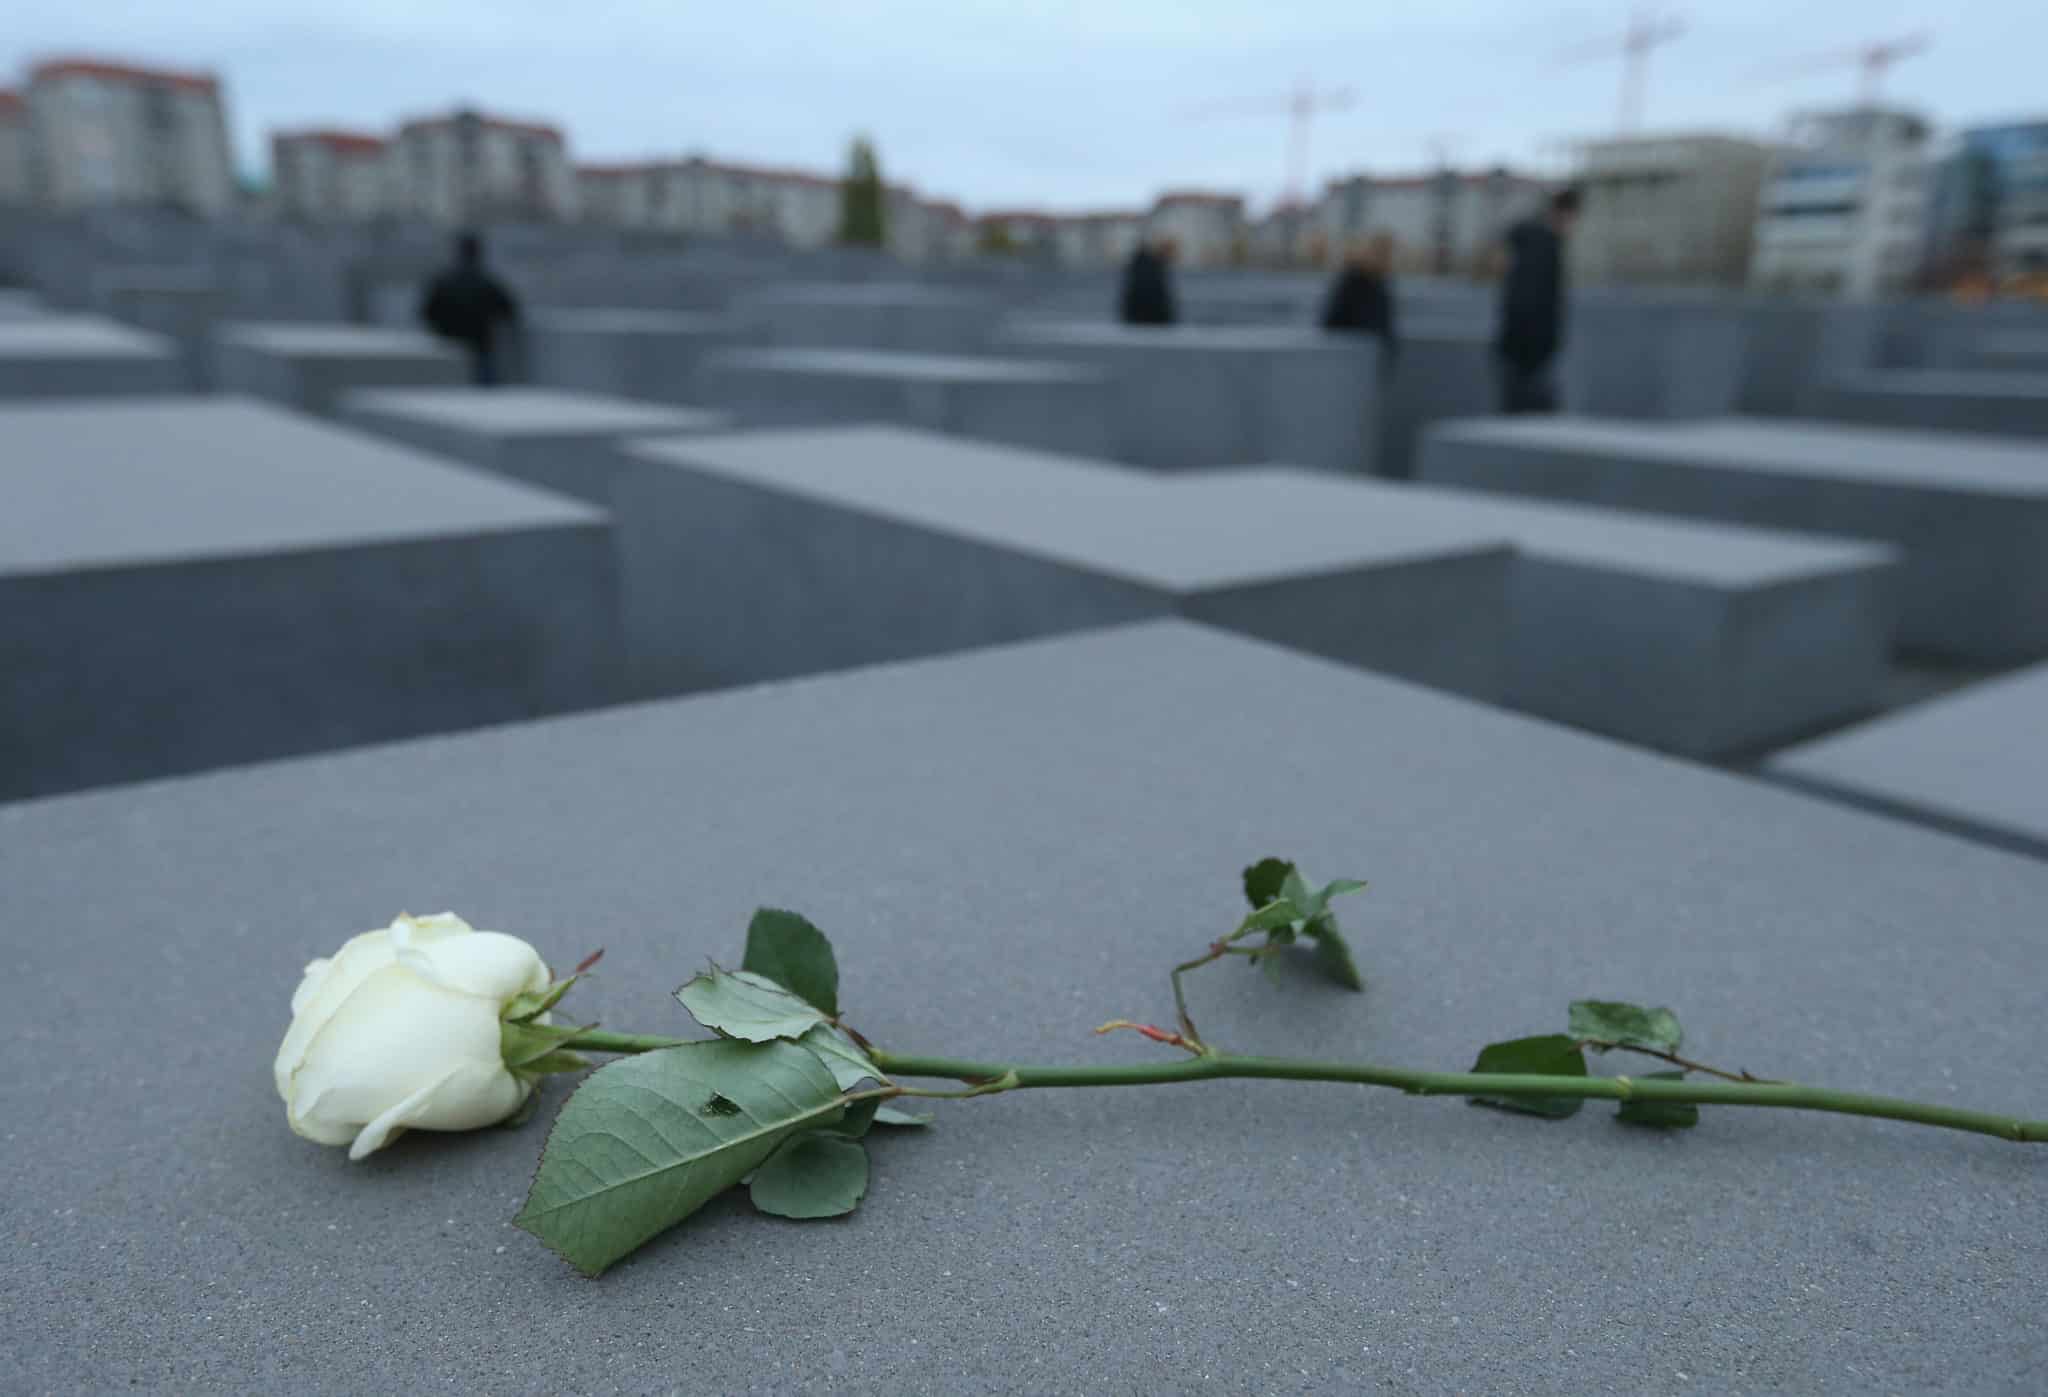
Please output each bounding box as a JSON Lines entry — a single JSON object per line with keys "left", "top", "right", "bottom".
{"left": 1433, "top": 414, "right": 2048, "bottom": 498}
{"left": 1851, "top": 368, "right": 2048, "bottom": 397}
{"left": 708, "top": 347, "right": 1106, "bottom": 383}
{"left": 1767, "top": 660, "right": 2048, "bottom": 857}
{"left": 527, "top": 308, "right": 733, "bottom": 332}
{"left": 1193, "top": 466, "right": 1899, "bottom": 586}
{"left": 1003, "top": 321, "right": 1368, "bottom": 353}
{"left": 1, "top": 397, "right": 604, "bottom": 577}
{"left": 0, "top": 315, "right": 174, "bottom": 359}
{"left": 741, "top": 282, "right": 993, "bottom": 307}
{"left": 214, "top": 322, "right": 461, "bottom": 359}
{"left": 343, "top": 385, "right": 726, "bottom": 437}
{"left": 628, "top": 425, "right": 1504, "bottom": 590}
{"left": 2, "top": 622, "right": 2045, "bottom": 1394}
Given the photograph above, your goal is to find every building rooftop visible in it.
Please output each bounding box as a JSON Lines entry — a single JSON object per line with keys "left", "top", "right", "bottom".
{"left": 398, "top": 109, "right": 564, "bottom": 143}
{"left": 30, "top": 56, "right": 220, "bottom": 93}
{"left": 274, "top": 129, "right": 388, "bottom": 155}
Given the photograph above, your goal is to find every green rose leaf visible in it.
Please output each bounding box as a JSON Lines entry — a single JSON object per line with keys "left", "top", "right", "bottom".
{"left": 1241, "top": 900, "right": 1304, "bottom": 933}
{"left": 798, "top": 1024, "right": 883, "bottom": 1091}
{"left": 1569, "top": 1000, "right": 1683, "bottom": 1056}
{"left": 748, "top": 1133, "right": 871, "bottom": 1220}
{"left": 677, "top": 966, "right": 828, "bottom": 1043}
{"left": 1467, "top": 1033, "right": 1589, "bottom": 1119}
{"left": 1309, "top": 921, "right": 1366, "bottom": 992}
{"left": 1243, "top": 857, "right": 1293, "bottom": 910}
{"left": 515, "top": 1038, "right": 846, "bottom": 1275}
{"left": 741, "top": 908, "right": 840, "bottom": 1017}
{"left": 823, "top": 1097, "right": 882, "bottom": 1139}
{"left": 873, "top": 1104, "right": 934, "bottom": 1127}
{"left": 1616, "top": 1070, "right": 1700, "bottom": 1129}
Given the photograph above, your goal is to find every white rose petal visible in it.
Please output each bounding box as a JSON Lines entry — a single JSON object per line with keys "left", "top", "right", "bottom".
{"left": 275, "top": 913, "right": 552, "bottom": 1160}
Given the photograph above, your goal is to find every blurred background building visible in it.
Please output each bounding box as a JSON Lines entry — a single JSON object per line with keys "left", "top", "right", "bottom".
{"left": 389, "top": 109, "right": 576, "bottom": 225}
{"left": 21, "top": 57, "right": 236, "bottom": 216}
{"left": 270, "top": 128, "right": 391, "bottom": 223}
{"left": 1749, "top": 107, "right": 1931, "bottom": 298}
{"left": 1569, "top": 133, "right": 1776, "bottom": 287}
{"left": 1922, "top": 120, "right": 2048, "bottom": 291}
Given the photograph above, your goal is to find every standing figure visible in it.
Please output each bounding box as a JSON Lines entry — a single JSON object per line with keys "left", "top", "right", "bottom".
{"left": 1321, "top": 232, "right": 1399, "bottom": 371}
{"left": 420, "top": 232, "right": 520, "bottom": 386}
{"left": 1119, "top": 237, "right": 1178, "bottom": 326}
{"left": 1494, "top": 187, "right": 1579, "bottom": 414}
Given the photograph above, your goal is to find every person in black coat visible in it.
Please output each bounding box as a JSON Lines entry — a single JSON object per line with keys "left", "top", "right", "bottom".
{"left": 1119, "top": 237, "right": 1177, "bottom": 326}
{"left": 1321, "top": 232, "right": 1398, "bottom": 370}
{"left": 419, "top": 232, "right": 520, "bottom": 386}
{"left": 1493, "top": 187, "right": 1579, "bottom": 414}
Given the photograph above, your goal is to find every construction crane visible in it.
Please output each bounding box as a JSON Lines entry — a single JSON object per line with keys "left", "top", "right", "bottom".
{"left": 1557, "top": 4, "right": 1688, "bottom": 134}
{"left": 1764, "top": 31, "right": 1933, "bottom": 105}
{"left": 1183, "top": 78, "right": 1358, "bottom": 209}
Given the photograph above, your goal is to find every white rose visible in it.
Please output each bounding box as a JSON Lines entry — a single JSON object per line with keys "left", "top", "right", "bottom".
{"left": 275, "top": 912, "right": 552, "bottom": 1161}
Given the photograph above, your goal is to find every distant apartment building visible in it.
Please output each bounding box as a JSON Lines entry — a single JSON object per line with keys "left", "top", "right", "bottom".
{"left": 270, "top": 128, "right": 390, "bottom": 222}
{"left": 975, "top": 210, "right": 1062, "bottom": 259}
{"left": 1147, "top": 191, "right": 1246, "bottom": 266}
{"left": 1317, "top": 167, "right": 1547, "bottom": 273}
{"left": 1923, "top": 119, "right": 2048, "bottom": 285}
{"left": 389, "top": 109, "right": 575, "bottom": 225}
{"left": 1749, "top": 108, "right": 1931, "bottom": 299}
{"left": 885, "top": 190, "right": 970, "bottom": 264}
{"left": 1051, "top": 210, "right": 1147, "bottom": 267}
{"left": 576, "top": 162, "right": 660, "bottom": 229}
{"left": 647, "top": 158, "right": 840, "bottom": 245}
{"left": 23, "top": 57, "right": 237, "bottom": 216}
{"left": 1569, "top": 134, "right": 1776, "bottom": 287}
{"left": 0, "top": 91, "right": 29, "bottom": 205}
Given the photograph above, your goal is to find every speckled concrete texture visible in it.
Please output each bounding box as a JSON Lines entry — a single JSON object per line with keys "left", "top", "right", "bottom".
{"left": 2, "top": 622, "right": 2042, "bottom": 1394}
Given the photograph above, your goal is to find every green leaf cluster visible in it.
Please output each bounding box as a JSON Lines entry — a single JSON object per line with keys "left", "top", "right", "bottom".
{"left": 516, "top": 908, "right": 924, "bottom": 1275}
{"left": 1239, "top": 858, "right": 1369, "bottom": 991}
{"left": 1467, "top": 999, "right": 1699, "bottom": 1129}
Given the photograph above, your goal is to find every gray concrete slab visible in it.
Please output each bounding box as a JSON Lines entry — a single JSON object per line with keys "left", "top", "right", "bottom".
{"left": 4, "top": 621, "right": 2046, "bottom": 1394}
{"left": 1378, "top": 329, "right": 1493, "bottom": 478}
{"left": 996, "top": 322, "right": 1381, "bottom": 473}
{"left": 0, "top": 288, "right": 48, "bottom": 321}
{"left": 1958, "top": 331, "right": 2048, "bottom": 376}
{"left": 213, "top": 323, "right": 466, "bottom": 416}
{"left": 1766, "top": 660, "right": 2048, "bottom": 859}
{"left": 614, "top": 425, "right": 1509, "bottom": 698}
{"left": 1417, "top": 415, "right": 2048, "bottom": 663}
{"left": 339, "top": 386, "right": 731, "bottom": 505}
{"left": 92, "top": 269, "right": 229, "bottom": 389}
{"left": 734, "top": 283, "right": 1000, "bottom": 353}
{"left": 523, "top": 309, "right": 745, "bottom": 405}
{"left": 0, "top": 397, "right": 622, "bottom": 801}
{"left": 1562, "top": 299, "right": 1748, "bottom": 420}
{"left": 0, "top": 314, "right": 184, "bottom": 398}
{"left": 1811, "top": 369, "right": 2048, "bottom": 439}
{"left": 694, "top": 348, "right": 1118, "bottom": 457}
{"left": 1178, "top": 468, "right": 1898, "bottom": 757}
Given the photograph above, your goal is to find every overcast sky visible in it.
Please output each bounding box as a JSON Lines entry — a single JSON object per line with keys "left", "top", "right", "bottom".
{"left": 6, "top": 1, "right": 2042, "bottom": 212}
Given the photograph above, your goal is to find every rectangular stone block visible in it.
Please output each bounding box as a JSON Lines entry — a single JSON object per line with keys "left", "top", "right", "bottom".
{"left": 212, "top": 323, "right": 466, "bottom": 416}
{"left": 0, "top": 315, "right": 183, "bottom": 398}
{"left": 1811, "top": 369, "right": 2048, "bottom": 439}
{"left": 1561, "top": 298, "right": 1748, "bottom": 420}
{"left": 340, "top": 386, "right": 730, "bottom": 505}
{"left": 1180, "top": 468, "right": 1897, "bottom": 757}
{"left": 1958, "top": 331, "right": 2048, "bottom": 375}
{"left": 523, "top": 309, "right": 745, "bottom": 405}
{"left": 0, "top": 398, "right": 622, "bottom": 801}
{"left": 0, "top": 288, "right": 47, "bottom": 321}
{"left": 1768, "top": 660, "right": 2048, "bottom": 860}
{"left": 92, "top": 269, "right": 227, "bottom": 389}
{"left": 1377, "top": 329, "right": 1493, "bottom": 478}
{"left": 4, "top": 620, "right": 2044, "bottom": 1395}
{"left": 733, "top": 284, "right": 999, "bottom": 353}
{"left": 996, "top": 322, "right": 1380, "bottom": 473}
{"left": 614, "top": 425, "right": 1509, "bottom": 698}
{"left": 1417, "top": 415, "right": 2048, "bottom": 663}
{"left": 694, "top": 348, "right": 1117, "bottom": 457}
